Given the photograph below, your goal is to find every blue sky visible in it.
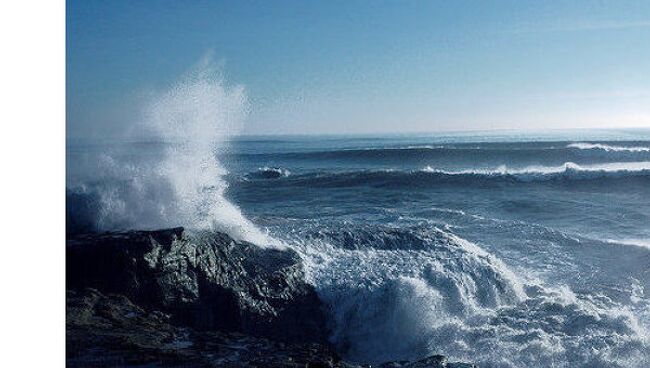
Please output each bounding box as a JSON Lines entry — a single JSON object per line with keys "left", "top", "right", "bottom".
{"left": 67, "top": 0, "right": 650, "bottom": 137}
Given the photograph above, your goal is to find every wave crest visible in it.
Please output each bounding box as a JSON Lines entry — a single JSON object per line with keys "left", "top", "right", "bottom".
{"left": 422, "top": 161, "right": 650, "bottom": 181}
{"left": 568, "top": 142, "right": 650, "bottom": 152}
{"left": 273, "top": 222, "right": 650, "bottom": 366}
{"left": 247, "top": 162, "right": 650, "bottom": 191}
{"left": 285, "top": 224, "right": 526, "bottom": 363}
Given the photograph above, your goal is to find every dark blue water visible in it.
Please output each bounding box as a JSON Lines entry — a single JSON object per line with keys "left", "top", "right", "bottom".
{"left": 67, "top": 129, "right": 650, "bottom": 367}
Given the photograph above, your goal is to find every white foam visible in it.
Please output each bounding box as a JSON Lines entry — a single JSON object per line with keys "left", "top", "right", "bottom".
{"left": 290, "top": 227, "right": 526, "bottom": 363}
{"left": 606, "top": 238, "right": 650, "bottom": 250}
{"left": 280, "top": 222, "right": 650, "bottom": 367}
{"left": 568, "top": 142, "right": 650, "bottom": 152}
{"left": 422, "top": 161, "right": 650, "bottom": 181}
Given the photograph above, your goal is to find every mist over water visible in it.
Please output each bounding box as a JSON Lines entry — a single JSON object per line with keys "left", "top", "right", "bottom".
{"left": 67, "top": 61, "right": 650, "bottom": 367}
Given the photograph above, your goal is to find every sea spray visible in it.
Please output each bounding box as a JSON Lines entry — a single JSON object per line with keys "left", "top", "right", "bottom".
{"left": 143, "top": 56, "right": 272, "bottom": 245}
{"left": 67, "top": 57, "right": 274, "bottom": 246}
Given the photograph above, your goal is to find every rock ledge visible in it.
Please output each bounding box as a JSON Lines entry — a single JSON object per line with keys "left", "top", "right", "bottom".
{"left": 66, "top": 228, "right": 476, "bottom": 367}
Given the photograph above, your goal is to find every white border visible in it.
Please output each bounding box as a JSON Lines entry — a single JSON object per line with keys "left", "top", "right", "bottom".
{"left": 0, "top": 1, "right": 65, "bottom": 366}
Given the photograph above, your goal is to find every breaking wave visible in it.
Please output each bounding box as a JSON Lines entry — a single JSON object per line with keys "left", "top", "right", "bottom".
{"left": 286, "top": 224, "right": 525, "bottom": 363}
{"left": 568, "top": 142, "right": 650, "bottom": 152}
{"left": 243, "top": 161, "right": 650, "bottom": 191}
{"left": 276, "top": 223, "right": 650, "bottom": 367}
{"left": 421, "top": 161, "right": 650, "bottom": 181}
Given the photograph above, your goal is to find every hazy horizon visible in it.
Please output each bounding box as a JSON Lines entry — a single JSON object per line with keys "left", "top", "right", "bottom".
{"left": 67, "top": 126, "right": 650, "bottom": 145}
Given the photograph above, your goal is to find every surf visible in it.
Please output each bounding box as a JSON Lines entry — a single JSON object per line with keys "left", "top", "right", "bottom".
{"left": 422, "top": 161, "right": 650, "bottom": 181}
{"left": 267, "top": 221, "right": 650, "bottom": 367}
{"left": 568, "top": 142, "right": 650, "bottom": 152}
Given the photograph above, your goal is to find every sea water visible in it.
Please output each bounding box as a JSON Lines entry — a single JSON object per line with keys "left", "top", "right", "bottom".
{"left": 66, "top": 61, "right": 650, "bottom": 367}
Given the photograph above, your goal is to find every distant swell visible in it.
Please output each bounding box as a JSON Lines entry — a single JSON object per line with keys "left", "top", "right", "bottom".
{"left": 421, "top": 161, "right": 650, "bottom": 181}
{"left": 249, "top": 143, "right": 650, "bottom": 165}
{"left": 251, "top": 161, "right": 650, "bottom": 190}
{"left": 568, "top": 142, "right": 650, "bottom": 152}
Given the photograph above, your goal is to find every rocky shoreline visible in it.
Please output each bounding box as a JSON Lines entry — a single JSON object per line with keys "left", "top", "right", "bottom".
{"left": 66, "top": 228, "right": 476, "bottom": 367}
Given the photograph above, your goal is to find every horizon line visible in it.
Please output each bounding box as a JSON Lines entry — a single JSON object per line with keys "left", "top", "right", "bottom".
{"left": 66, "top": 125, "right": 650, "bottom": 142}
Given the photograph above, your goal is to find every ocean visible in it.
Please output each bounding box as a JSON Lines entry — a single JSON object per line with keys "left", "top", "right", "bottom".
{"left": 67, "top": 129, "right": 650, "bottom": 367}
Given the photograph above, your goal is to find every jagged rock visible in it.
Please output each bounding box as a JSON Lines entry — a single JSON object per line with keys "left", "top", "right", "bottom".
{"left": 67, "top": 288, "right": 476, "bottom": 367}
{"left": 66, "top": 228, "right": 328, "bottom": 344}
{"left": 67, "top": 288, "right": 343, "bottom": 367}
{"left": 66, "top": 228, "right": 477, "bottom": 367}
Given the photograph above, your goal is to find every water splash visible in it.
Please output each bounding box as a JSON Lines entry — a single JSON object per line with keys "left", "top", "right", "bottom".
{"left": 272, "top": 221, "right": 650, "bottom": 367}
{"left": 143, "top": 57, "right": 272, "bottom": 244}
{"left": 68, "top": 56, "right": 274, "bottom": 246}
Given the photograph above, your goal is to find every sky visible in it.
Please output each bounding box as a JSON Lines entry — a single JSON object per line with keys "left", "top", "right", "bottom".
{"left": 67, "top": 0, "right": 650, "bottom": 138}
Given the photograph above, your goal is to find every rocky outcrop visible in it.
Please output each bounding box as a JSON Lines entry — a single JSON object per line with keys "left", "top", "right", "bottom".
{"left": 66, "top": 228, "right": 328, "bottom": 344}
{"left": 67, "top": 288, "right": 342, "bottom": 367}
{"left": 67, "top": 288, "right": 476, "bottom": 368}
{"left": 66, "top": 228, "right": 477, "bottom": 367}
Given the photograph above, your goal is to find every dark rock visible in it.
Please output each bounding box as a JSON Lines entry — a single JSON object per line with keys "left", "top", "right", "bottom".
{"left": 66, "top": 228, "right": 328, "bottom": 344}
{"left": 66, "top": 228, "right": 477, "bottom": 368}
{"left": 67, "top": 288, "right": 342, "bottom": 368}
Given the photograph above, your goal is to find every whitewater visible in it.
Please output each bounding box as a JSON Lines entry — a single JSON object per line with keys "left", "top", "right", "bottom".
{"left": 66, "top": 61, "right": 650, "bottom": 367}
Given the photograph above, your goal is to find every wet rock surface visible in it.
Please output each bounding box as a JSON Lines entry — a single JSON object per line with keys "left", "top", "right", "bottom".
{"left": 67, "top": 288, "right": 341, "bottom": 368}
{"left": 67, "top": 228, "right": 327, "bottom": 343}
{"left": 66, "top": 228, "right": 476, "bottom": 367}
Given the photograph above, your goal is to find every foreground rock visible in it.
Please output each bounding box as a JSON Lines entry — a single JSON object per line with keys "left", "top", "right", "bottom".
{"left": 67, "top": 288, "right": 341, "bottom": 367}
{"left": 66, "top": 228, "right": 476, "bottom": 367}
{"left": 67, "top": 228, "right": 327, "bottom": 343}
{"left": 68, "top": 288, "right": 475, "bottom": 368}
